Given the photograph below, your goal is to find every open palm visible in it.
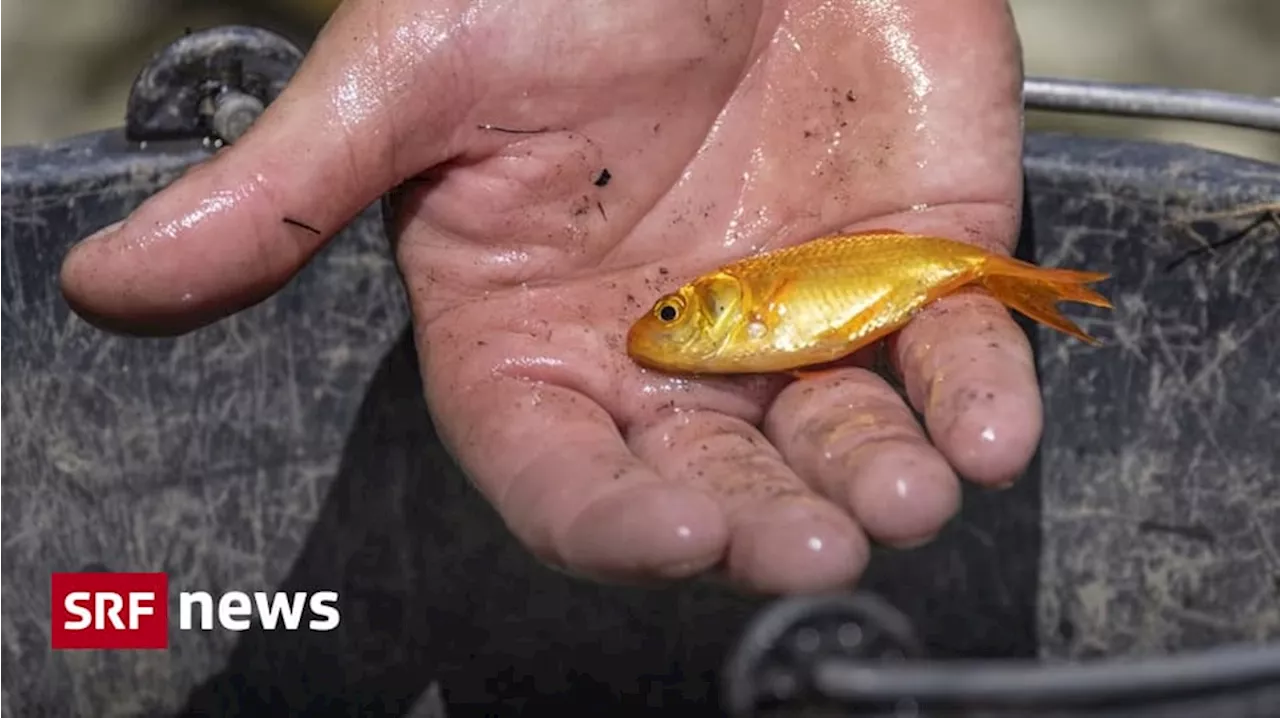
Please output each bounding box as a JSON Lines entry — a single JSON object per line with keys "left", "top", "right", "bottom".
{"left": 62, "top": 0, "right": 1037, "bottom": 593}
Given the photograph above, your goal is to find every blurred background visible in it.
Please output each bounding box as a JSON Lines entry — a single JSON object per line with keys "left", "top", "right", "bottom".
{"left": 2, "top": 0, "right": 1279, "bottom": 162}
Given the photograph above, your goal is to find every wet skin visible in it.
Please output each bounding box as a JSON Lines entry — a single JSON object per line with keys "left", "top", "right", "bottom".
{"left": 60, "top": 0, "right": 1037, "bottom": 593}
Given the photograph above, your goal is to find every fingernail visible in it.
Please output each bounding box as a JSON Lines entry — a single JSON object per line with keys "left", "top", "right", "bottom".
{"left": 83, "top": 220, "right": 125, "bottom": 243}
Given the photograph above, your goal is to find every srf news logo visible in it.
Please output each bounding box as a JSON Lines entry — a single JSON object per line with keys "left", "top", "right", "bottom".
{"left": 51, "top": 572, "right": 340, "bottom": 650}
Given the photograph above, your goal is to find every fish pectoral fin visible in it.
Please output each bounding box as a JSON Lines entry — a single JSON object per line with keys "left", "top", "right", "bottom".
{"left": 755, "top": 272, "right": 799, "bottom": 310}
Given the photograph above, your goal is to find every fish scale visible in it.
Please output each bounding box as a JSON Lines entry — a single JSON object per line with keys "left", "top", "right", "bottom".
{"left": 725, "top": 233, "right": 981, "bottom": 351}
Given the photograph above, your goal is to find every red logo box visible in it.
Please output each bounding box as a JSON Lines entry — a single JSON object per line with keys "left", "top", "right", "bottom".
{"left": 51, "top": 572, "right": 169, "bottom": 649}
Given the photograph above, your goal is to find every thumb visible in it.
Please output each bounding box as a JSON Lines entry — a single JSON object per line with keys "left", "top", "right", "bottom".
{"left": 60, "top": 5, "right": 470, "bottom": 336}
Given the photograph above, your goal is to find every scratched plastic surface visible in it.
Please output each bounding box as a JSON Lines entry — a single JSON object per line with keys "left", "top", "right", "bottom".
{"left": 2, "top": 130, "right": 1278, "bottom": 716}
{"left": 1027, "top": 143, "right": 1280, "bottom": 662}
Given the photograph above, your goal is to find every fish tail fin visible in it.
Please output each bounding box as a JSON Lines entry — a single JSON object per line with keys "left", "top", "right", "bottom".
{"left": 976, "top": 255, "right": 1113, "bottom": 345}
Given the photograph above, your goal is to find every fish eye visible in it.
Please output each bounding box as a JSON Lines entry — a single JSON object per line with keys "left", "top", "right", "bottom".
{"left": 656, "top": 297, "right": 683, "bottom": 323}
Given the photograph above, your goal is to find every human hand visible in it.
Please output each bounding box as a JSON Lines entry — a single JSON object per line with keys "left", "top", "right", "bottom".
{"left": 60, "top": 0, "right": 1033, "bottom": 593}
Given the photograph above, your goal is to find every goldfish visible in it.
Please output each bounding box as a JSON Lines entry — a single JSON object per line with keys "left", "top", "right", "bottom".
{"left": 626, "top": 229, "right": 1112, "bottom": 375}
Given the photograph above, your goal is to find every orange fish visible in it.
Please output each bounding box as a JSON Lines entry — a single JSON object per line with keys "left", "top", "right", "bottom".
{"left": 626, "top": 229, "right": 1112, "bottom": 376}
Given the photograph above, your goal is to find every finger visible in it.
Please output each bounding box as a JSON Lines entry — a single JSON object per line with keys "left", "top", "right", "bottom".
{"left": 59, "top": 3, "right": 469, "bottom": 335}
{"left": 433, "top": 375, "right": 728, "bottom": 584}
{"left": 890, "top": 289, "right": 1041, "bottom": 487}
{"left": 762, "top": 369, "right": 961, "bottom": 547}
{"left": 628, "top": 410, "right": 869, "bottom": 594}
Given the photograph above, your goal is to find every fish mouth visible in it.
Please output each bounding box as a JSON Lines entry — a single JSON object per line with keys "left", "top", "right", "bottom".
{"left": 625, "top": 322, "right": 697, "bottom": 374}
{"left": 624, "top": 322, "right": 660, "bottom": 365}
